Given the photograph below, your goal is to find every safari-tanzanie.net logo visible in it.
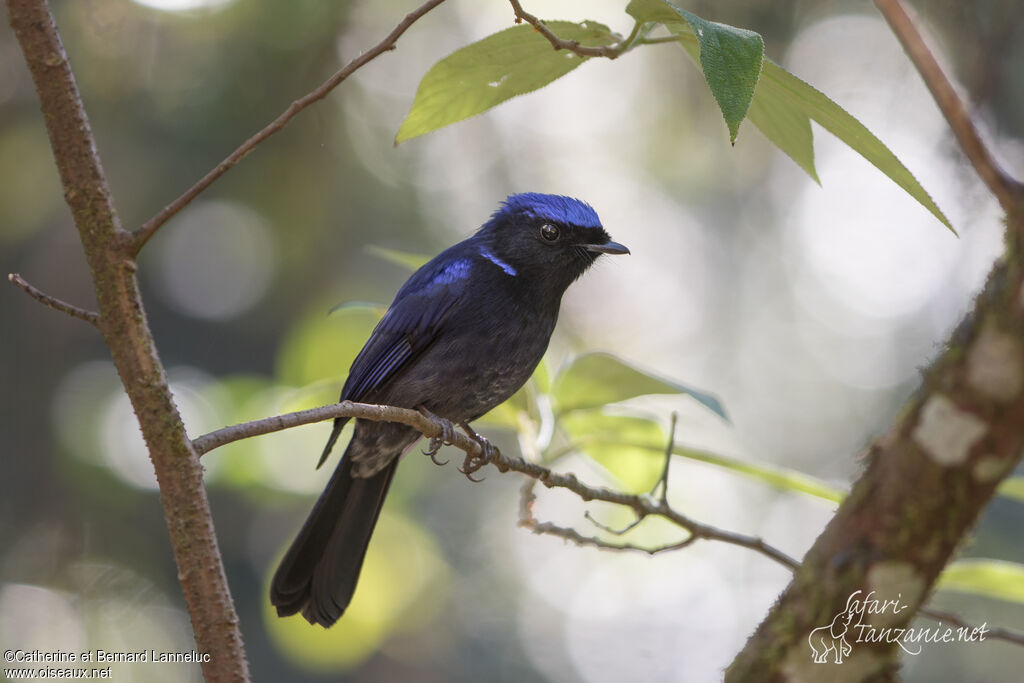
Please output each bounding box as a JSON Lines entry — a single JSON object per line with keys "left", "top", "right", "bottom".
{"left": 808, "top": 590, "right": 989, "bottom": 664}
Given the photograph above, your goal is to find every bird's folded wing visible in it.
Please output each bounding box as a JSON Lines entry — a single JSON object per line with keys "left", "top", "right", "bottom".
{"left": 342, "top": 276, "right": 464, "bottom": 401}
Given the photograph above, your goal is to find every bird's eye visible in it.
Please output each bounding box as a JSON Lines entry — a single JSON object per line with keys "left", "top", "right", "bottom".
{"left": 540, "top": 224, "right": 560, "bottom": 242}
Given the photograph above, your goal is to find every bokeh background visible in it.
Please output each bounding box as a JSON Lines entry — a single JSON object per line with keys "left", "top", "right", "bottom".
{"left": 3, "top": 0, "right": 1023, "bottom": 680}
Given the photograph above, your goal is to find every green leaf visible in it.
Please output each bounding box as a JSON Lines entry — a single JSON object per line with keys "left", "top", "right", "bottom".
{"left": 752, "top": 58, "right": 953, "bottom": 231}
{"left": 365, "top": 245, "right": 431, "bottom": 271}
{"left": 625, "top": 0, "right": 685, "bottom": 24}
{"left": 629, "top": 0, "right": 951, "bottom": 230}
{"left": 396, "top": 21, "right": 617, "bottom": 144}
{"left": 673, "top": 9, "right": 764, "bottom": 143}
{"left": 672, "top": 446, "right": 846, "bottom": 502}
{"left": 551, "top": 352, "right": 726, "bottom": 419}
{"left": 558, "top": 410, "right": 844, "bottom": 500}
{"left": 628, "top": 3, "right": 764, "bottom": 142}
{"left": 746, "top": 72, "right": 819, "bottom": 182}
{"left": 937, "top": 559, "right": 1024, "bottom": 605}
{"left": 560, "top": 412, "right": 669, "bottom": 493}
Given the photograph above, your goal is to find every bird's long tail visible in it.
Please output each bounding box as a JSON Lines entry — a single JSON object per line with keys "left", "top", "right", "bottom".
{"left": 270, "top": 441, "right": 399, "bottom": 628}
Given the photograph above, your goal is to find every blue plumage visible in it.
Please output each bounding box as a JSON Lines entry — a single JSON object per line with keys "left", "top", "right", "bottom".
{"left": 271, "top": 193, "right": 628, "bottom": 627}
{"left": 492, "top": 192, "right": 602, "bottom": 229}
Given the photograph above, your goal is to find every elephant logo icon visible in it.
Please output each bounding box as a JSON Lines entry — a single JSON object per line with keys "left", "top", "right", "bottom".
{"left": 808, "top": 597, "right": 859, "bottom": 664}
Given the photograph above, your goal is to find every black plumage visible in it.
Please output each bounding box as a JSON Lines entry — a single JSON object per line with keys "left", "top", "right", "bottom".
{"left": 270, "top": 193, "right": 629, "bottom": 627}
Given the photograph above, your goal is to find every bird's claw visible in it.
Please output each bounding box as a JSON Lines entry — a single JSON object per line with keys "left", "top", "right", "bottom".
{"left": 458, "top": 423, "right": 496, "bottom": 482}
{"left": 419, "top": 408, "right": 457, "bottom": 467}
{"left": 421, "top": 437, "right": 449, "bottom": 466}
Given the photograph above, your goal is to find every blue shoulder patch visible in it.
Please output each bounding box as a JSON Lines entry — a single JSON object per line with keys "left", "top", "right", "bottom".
{"left": 429, "top": 258, "right": 472, "bottom": 286}
{"left": 499, "top": 193, "right": 601, "bottom": 228}
{"left": 478, "top": 247, "right": 517, "bottom": 276}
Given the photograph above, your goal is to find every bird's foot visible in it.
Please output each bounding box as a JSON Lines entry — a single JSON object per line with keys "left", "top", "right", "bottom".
{"left": 419, "top": 406, "right": 456, "bottom": 466}
{"left": 458, "top": 422, "right": 496, "bottom": 482}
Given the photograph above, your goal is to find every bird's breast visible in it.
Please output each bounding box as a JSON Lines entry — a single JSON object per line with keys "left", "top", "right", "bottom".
{"left": 379, "top": 297, "right": 558, "bottom": 422}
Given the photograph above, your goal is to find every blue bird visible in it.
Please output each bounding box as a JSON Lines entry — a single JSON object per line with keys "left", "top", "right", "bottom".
{"left": 270, "top": 193, "right": 629, "bottom": 627}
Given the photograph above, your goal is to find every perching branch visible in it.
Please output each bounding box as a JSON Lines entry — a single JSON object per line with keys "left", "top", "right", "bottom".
{"left": 8, "top": 273, "right": 100, "bottom": 327}
{"left": 131, "top": 0, "right": 450, "bottom": 254}
{"left": 874, "top": 0, "right": 1024, "bottom": 213}
{"left": 195, "top": 400, "right": 797, "bottom": 571}
{"left": 197, "top": 397, "right": 1024, "bottom": 649}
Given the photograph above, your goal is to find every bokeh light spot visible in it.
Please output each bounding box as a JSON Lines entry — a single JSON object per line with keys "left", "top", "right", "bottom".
{"left": 155, "top": 200, "right": 275, "bottom": 321}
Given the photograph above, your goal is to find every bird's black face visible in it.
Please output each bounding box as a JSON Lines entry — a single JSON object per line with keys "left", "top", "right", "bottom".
{"left": 477, "top": 193, "right": 629, "bottom": 291}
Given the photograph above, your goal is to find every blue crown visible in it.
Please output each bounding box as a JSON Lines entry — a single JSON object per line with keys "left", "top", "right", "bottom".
{"left": 497, "top": 193, "right": 602, "bottom": 229}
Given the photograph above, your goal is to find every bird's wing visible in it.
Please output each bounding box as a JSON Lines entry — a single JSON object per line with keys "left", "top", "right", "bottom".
{"left": 317, "top": 254, "right": 472, "bottom": 467}
{"left": 342, "top": 280, "right": 461, "bottom": 400}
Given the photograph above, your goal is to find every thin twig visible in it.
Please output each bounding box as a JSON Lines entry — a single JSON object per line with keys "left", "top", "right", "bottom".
{"left": 529, "top": 519, "right": 698, "bottom": 555}
{"left": 509, "top": 0, "right": 625, "bottom": 59}
{"left": 653, "top": 411, "right": 677, "bottom": 503}
{"left": 131, "top": 0, "right": 450, "bottom": 254}
{"left": 9, "top": 273, "right": 100, "bottom": 327}
{"left": 584, "top": 510, "right": 645, "bottom": 536}
{"left": 874, "top": 0, "right": 1024, "bottom": 212}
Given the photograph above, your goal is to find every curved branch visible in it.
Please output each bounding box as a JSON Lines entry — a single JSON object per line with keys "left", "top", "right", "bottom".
{"left": 194, "top": 400, "right": 798, "bottom": 570}
{"left": 131, "top": 0, "right": 449, "bottom": 253}
{"left": 874, "top": 0, "right": 1024, "bottom": 212}
{"left": 9, "top": 273, "right": 100, "bottom": 327}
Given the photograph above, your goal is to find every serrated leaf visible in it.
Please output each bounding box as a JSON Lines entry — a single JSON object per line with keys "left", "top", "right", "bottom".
{"left": 753, "top": 58, "right": 953, "bottom": 231}
{"left": 746, "top": 74, "right": 819, "bottom": 182}
{"left": 628, "top": 2, "right": 764, "bottom": 142}
{"left": 551, "top": 352, "right": 726, "bottom": 419}
{"left": 629, "top": 0, "right": 951, "bottom": 230}
{"left": 396, "top": 21, "right": 617, "bottom": 144}
{"left": 365, "top": 245, "right": 431, "bottom": 271}
{"left": 937, "top": 559, "right": 1024, "bottom": 605}
{"left": 673, "top": 9, "right": 764, "bottom": 143}
{"left": 625, "top": 0, "right": 684, "bottom": 24}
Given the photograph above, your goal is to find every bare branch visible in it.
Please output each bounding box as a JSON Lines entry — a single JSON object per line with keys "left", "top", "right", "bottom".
{"left": 653, "top": 411, "right": 677, "bottom": 503}
{"left": 196, "top": 399, "right": 798, "bottom": 570}
{"left": 509, "top": 0, "right": 626, "bottom": 59}
{"left": 874, "top": 0, "right": 1024, "bottom": 212}
{"left": 9, "top": 273, "right": 100, "bottom": 327}
{"left": 131, "top": 0, "right": 450, "bottom": 253}
{"left": 192, "top": 399, "right": 480, "bottom": 456}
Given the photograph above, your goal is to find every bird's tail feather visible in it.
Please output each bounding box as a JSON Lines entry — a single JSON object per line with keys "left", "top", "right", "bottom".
{"left": 316, "top": 416, "right": 350, "bottom": 469}
{"left": 270, "top": 444, "right": 398, "bottom": 628}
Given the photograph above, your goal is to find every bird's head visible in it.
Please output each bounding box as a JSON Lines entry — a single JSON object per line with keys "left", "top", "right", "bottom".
{"left": 475, "top": 193, "right": 629, "bottom": 290}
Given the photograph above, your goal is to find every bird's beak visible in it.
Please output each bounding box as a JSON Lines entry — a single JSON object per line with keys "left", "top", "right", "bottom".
{"left": 585, "top": 240, "right": 630, "bottom": 255}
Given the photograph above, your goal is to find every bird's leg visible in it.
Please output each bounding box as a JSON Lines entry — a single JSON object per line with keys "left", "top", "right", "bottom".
{"left": 418, "top": 406, "right": 456, "bottom": 466}
{"left": 457, "top": 421, "right": 496, "bottom": 482}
